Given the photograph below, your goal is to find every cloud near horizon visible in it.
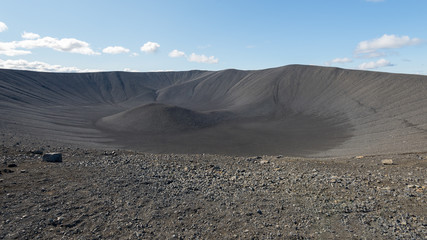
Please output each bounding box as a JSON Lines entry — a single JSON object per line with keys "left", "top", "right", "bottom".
{"left": 168, "top": 50, "right": 219, "bottom": 64}
{"left": 187, "top": 53, "right": 218, "bottom": 64}
{"left": 0, "top": 22, "right": 8, "bottom": 32}
{"left": 331, "top": 57, "right": 352, "bottom": 63}
{"left": 324, "top": 57, "right": 352, "bottom": 66}
{"left": 0, "top": 58, "right": 100, "bottom": 72}
{"left": 356, "top": 34, "right": 421, "bottom": 57}
{"left": 102, "top": 46, "right": 130, "bottom": 54}
{"left": 140, "top": 41, "right": 160, "bottom": 53}
{"left": 168, "top": 49, "right": 185, "bottom": 58}
{"left": 123, "top": 68, "right": 139, "bottom": 72}
{"left": 0, "top": 33, "right": 99, "bottom": 56}
{"left": 0, "top": 42, "right": 32, "bottom": 56}
{"left": 358, "top": 58, "right": 393, "bottom": 70}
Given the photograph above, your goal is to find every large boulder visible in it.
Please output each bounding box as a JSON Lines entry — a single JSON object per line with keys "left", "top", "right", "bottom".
{"left": 43, "top": 153, "right": 62, "bottom": 162}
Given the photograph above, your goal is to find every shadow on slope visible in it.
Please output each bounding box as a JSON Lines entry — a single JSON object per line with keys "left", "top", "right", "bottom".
{"left": 96, "top": 103, "right": 233, "bottom": 133}
{"left": 96, "top": 103, "right": 353, "bottom": 156}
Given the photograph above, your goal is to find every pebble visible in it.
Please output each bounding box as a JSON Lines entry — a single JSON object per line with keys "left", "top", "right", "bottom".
{"left": 381, "top": 159, "right": 394, "bottom": 165}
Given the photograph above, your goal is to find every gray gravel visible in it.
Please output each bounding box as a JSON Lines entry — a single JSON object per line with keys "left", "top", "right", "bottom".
{"left": 1, "top": 142, "right": 426, "bottom": 239}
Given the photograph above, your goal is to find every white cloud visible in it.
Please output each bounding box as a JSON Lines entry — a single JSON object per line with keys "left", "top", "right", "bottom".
{"left": 0, "top": 35, "right": 99, "bottom": 56}
{"left": 325, "top": 57, "right": 352, "bottom": 66}
{"left": 187, "top": 53, "right": 218, "bottom": 64}
{"left": 358, "top": 58, "right": 393, "bottom": 70}
{"left": 331, "top": 57, "right": 352, "bottom": 63}
{"left": 0, "top": 22, "right": 8, "bottom": 32}
{"left": 0, "top": 58, "right": 100, "bottom": 72}
{"left": 0, "top": 42, "right": 32, "bottom": 56}
{"left": 140, "top": 41, "right": 160, "bottom": 53}
{"left": 363, "top": 51, "right": 386, "bottom": 58}
{"left": 168, "top": 49, "right": 219, "bottom": 64}
{"left": 18, "top": 37, "right": 99, "bottom": 55}
{"left": 149, "top": 69, "right": 174, "bottom": 72}
{"left": 21, "top": 32, "right": 40, "bottom": 39}
{"left": 102, "top": 46, "right": 130, "bottom": 54}
{"left": 123, "top": 68, "right": 139, "bottom": 72}
{"left": 0, "top": 49, "right": 31, "bottom": 56}
{"left": 356, "top": 34, "right": 421, "bottom": 54}
{"left": 168, "top": 49, "right": 185, "bottom": 58}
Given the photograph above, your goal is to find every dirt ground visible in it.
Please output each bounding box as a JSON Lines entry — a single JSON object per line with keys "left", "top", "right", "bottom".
{"left": 1, "top": 136, "right": 425, "bottom": 239}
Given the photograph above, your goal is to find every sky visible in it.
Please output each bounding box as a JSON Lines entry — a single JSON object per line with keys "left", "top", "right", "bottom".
{"left": 0, "top": 0, "right": 426, "bottom": 74}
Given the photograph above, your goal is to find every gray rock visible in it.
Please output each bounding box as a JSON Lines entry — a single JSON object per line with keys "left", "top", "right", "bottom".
{"left": 43, "top": 153, "right": 62, "bottom": 162}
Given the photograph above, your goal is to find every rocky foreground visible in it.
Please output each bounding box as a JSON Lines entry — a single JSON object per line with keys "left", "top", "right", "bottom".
{"left": 0, "top": 142, "right": 426, "bottom": 239}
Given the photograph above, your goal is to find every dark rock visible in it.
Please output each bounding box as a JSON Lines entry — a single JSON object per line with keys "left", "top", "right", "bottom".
{"left": 29, "top": 149, "right": 43, "bottom": 155}
{"left": 103, "top": 151, "right": 117, "bottom": 156}
{"left": 7, "top": 163, "right": 17, "bottom": 168}
{"left": 42, "top": 152, "right": 62, "bottom": 162}
{"left": 3, "top": 169, "right": 13, "bottom": 173}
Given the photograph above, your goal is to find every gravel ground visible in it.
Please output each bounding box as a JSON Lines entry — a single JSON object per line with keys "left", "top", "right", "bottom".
{"left": 0, "top": 135, "right": 426, "bottom": 239}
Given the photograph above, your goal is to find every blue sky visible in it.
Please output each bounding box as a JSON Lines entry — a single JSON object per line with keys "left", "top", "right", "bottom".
{"left": 0, "top": 0, "right": 425, "bottom": 74}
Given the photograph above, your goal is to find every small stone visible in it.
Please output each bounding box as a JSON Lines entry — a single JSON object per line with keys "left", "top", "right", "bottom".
{"left": 3, "top": 169, "right": 13, "bottom": 173}
{"left": 103, "top": 151, "right": 116, "bottom": 156}
{"left": 43, "top": 153, "right": 62, "bottom": 162}
{"left": 29, "top": 149, "right": 43, "bottom": 155}
{"left": 260, "top": 160, "right": 269, "bottom": 164}
{"left": 7, "top": 163, "right": 17, "bottom": 168}
{"left": 20, "top": 170, "right": 27, "bottom": 173}
{"left": 355, "top": 156, "right": 364, "bottom": 159}
{"left": 381, "top": 159, "right": 394, "bottom": 165}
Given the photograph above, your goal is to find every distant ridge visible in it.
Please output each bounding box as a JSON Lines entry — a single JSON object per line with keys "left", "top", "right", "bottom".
{"left": 0, "top": 65, "right": 426, "bottom": 156}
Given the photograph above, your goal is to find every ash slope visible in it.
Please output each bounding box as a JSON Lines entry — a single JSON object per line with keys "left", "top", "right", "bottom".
{"left": 0, "top": 65, "right": 426, "bottom": 156}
